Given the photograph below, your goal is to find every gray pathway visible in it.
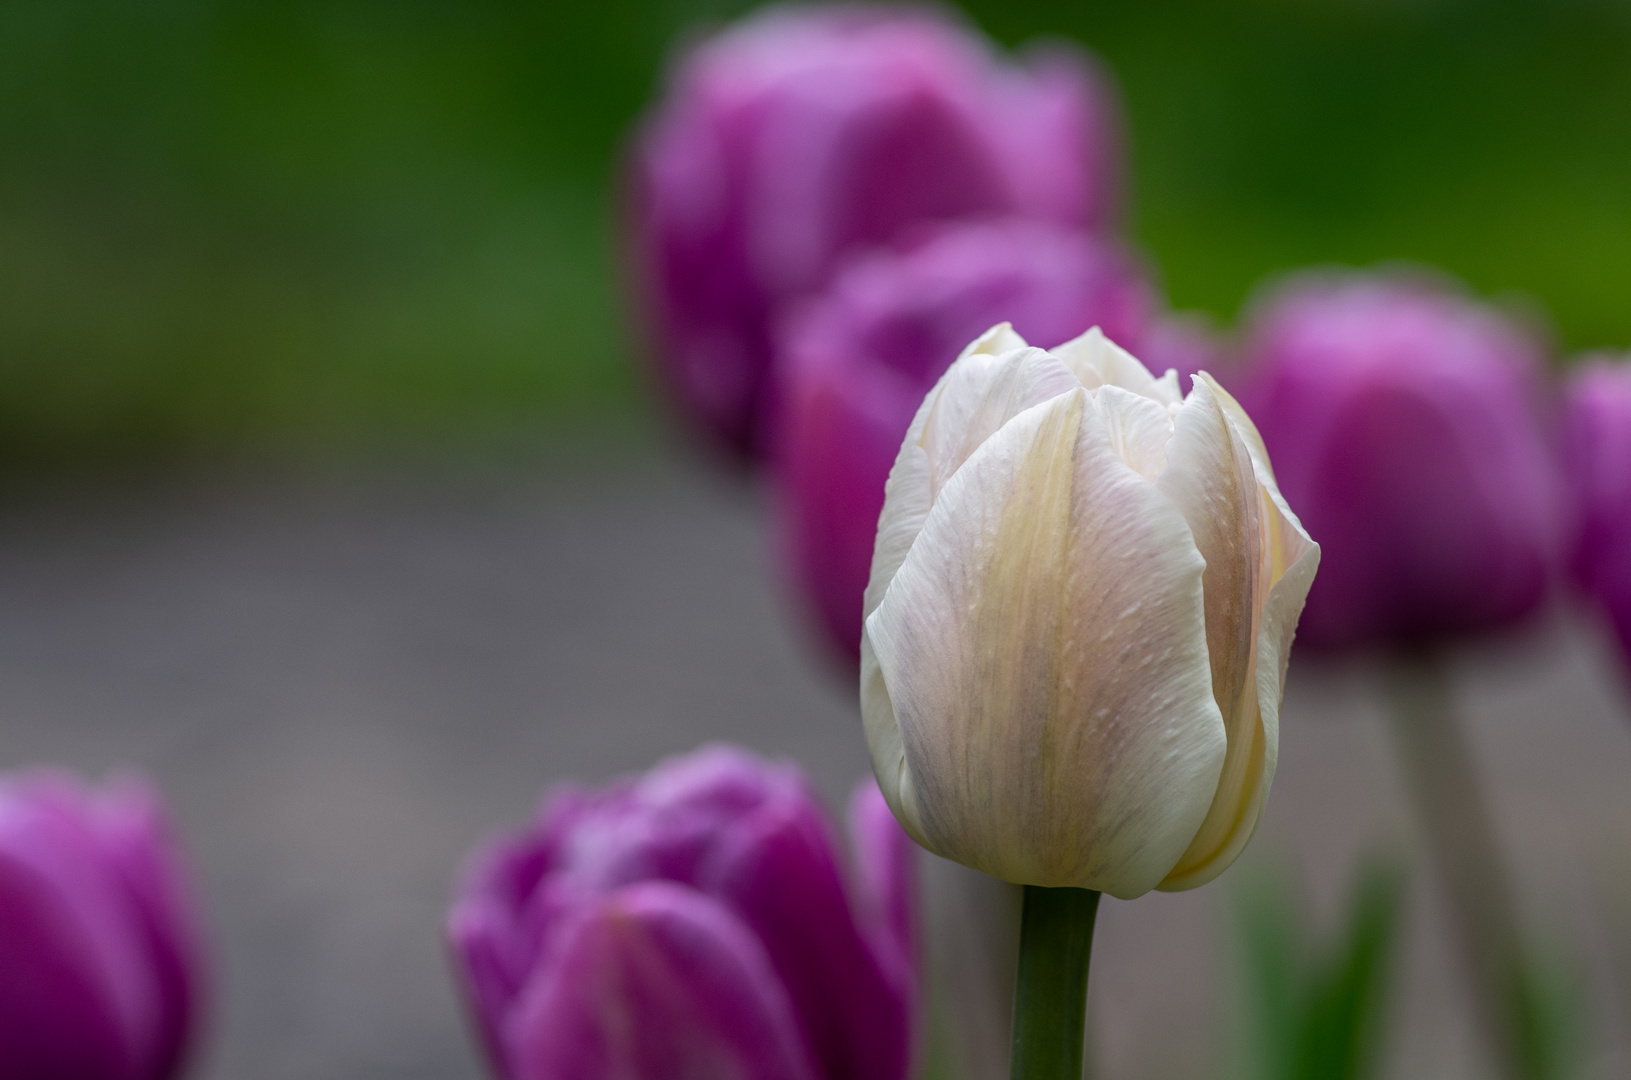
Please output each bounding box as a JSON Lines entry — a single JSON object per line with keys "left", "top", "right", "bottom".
{"left": 0, "top": 453, "right": 1627, "bottom": 1079}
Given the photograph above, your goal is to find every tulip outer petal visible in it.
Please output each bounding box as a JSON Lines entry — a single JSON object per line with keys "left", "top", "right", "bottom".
{"left": 1158, "top": 375, "right": 1319, "bottom": 891}
{"left": 505, "top": 882, "right": 821, "bottom": 1080}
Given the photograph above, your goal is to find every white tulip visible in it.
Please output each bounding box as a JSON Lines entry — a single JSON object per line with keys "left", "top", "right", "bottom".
{"left": 861, "top": 325, "right": 1319, "bottom": 899}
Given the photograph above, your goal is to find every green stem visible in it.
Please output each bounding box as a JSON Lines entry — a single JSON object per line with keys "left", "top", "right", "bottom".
{"left": 1010, "top": 885, "right": 1101, "bottom": 1080}
{"left": 1384, "top": 653, "right": 1548, "bottom": 1080}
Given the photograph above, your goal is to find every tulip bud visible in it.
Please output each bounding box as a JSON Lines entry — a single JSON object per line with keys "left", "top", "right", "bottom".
{"left": 1563, "top": 356, "right": 1631, "bottom": 668}
{"left": 0, "top": 770, "right": 209, "bottom": 1080}
{"left": 774, "top": 218, "right": 1155, "bottom": 669}
{"left": 1235, "top": 270, "right": 1561, "bottom": 650}
{"left": 861, "top": 325, "right": 1318, "bottom": 898}
{"left": 627, "top": 4, "right": 1122, "bottom": 457}
{"left": 447, "top": 745, "right": 916, "bottom": 1080}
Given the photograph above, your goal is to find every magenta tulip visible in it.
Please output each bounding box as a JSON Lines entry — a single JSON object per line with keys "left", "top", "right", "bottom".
{"left": 626, "top": 3, "right": 1122, "bottom": 457}
{"left": 1236, "top": 269, "right": 1561, "bottom": 650}
{"left": 0, "top": 769, "right": 208, "bottom": 1080}
{"left": 1563, "top": 357, "right": 1631, "bottom": 667}
{"left": 772, "top": 217, "right": 1156, "bottom": 667}
{"left": 447, "top": 745, "right": 917, "bottom": 1080}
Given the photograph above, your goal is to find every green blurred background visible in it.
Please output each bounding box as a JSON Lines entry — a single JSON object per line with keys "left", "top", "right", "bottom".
{"left": 5, "top": 0, "right": 1629, "bottom": 466}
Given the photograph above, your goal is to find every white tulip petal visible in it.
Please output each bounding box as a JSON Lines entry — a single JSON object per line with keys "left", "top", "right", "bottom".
{"left": 1052, "top": 328, "right": 1184, "bottom": 408}
{"left": 1095, "top": 385, "right": 1175, "bottom": 481}
{"left": 1157, "top": 374, "right": 1319, "bottom": 891}
{"left": 1226, "top": 378, "right": 1319, "bottom": 874}
{"left": 1202, "top": 372, "right": 1310, "bottom": 540}
{"left": 862, "top": 335, "right": 1077, "bottom": 836}
{"left": 860, "top": 629, "right": 921, "bottom": 848}
{"left": 1153, "top": 378, "right": 1265, "bottom": 890}
{"left": 865, "top": 344, "right": 1080, "bottom": 618}
{"left": 921, "top": 348, "right": 1082, "bottom": 501}
{"left": 1153, "top": 368, "right": 1185, "bottom": 403}
{"left": 866, "top": 389, "right": 1226, "bottom": 898}
{"left": 864, "top": 380, "right": 940, "bottom": 622}
{"left": 959, "top": 321, "right": 1030, "bottom": 360}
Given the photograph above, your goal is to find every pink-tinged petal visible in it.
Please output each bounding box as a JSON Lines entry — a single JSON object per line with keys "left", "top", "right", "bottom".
{"left": 1159, "top": 381, "right": 1262, "bottom": 710}
{"left": 701, "top": 785, "right": 913, "bottom": 1080}
{"left": 505, "top": 882, "right": 820, "bottom": 1080}
{"left": 1154, "top": 377, "right": 1317, "bottom": 891}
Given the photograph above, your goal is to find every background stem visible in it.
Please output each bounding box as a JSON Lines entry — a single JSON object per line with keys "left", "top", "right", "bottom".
{"left": 1010, "top": 885, "right": 1101, "bottom": 1080}
{"left": 1384, "top": 653, "right": 1548, "bottom": 1080}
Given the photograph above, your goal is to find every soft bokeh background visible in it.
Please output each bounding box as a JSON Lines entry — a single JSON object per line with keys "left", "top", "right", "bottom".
{"left": 4, "top": 2, "right": 1631, "bottom": 1079}
{"left": 7, "top": 0, "right": 1631, "bottom": 463}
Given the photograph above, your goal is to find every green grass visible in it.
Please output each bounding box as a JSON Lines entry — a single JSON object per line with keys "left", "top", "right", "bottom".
{"left": 4, "top": 0, "right": 1630, "bottom": 463}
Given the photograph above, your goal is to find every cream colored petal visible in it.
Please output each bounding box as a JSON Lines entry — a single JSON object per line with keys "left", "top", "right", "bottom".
{"left": 921, "top": 347, "right": 1081, "bottom": 501}
{"left": 1200, "top": 373, "right": 1318, "bottom": 629}
{"left": 861, "top": 381, "right": 938, "bottom": 835}
{"left": 860, "top": 627, "right": 925, "bottom": 848}
{"left": 1152, "top": 368, "right": 1184, "bottom": 404}
{"left": 1153, "top": 377, "right": 1264, "bottom": 891}
{"left": 1157, "top": 374, "right": 1319, "bottom": 891}
{"left": 1095, "top": 385, "right": 1176, "bottom": 481}
{"left": 1248, "top": 493, "right": 1319, "bottom": 802}
{"left": 1231, "top": 375, "right": 1319, "bottom": 878}
{"left": 866, "top": 389, "right": 1226, "bottom": 898}
{"left": 866, "top": 344, "right": 1079, "bottom": 619}
{"left": 864, "top": 377, "right": 941, "bottom": 623}
{"left": 1052, "top": 327, "right": 1183, "bottom": 408}
{"left": 959, "top": 321, "right": 1030, "bottom": 360}
{"left": 1201, "top": 372, "right": 1305, "bottom": 532}
{"left": 861, "top": 333, "right": 1073, "bottom": 836}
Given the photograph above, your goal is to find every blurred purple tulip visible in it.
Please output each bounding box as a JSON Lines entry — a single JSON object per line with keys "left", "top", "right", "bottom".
{"left": 0, "top": 770, "right": 208, "bottom": 1080}
{"left": 627, "top": 3, "right": 1122, "bottom": 458}
{"left": 1236, "top": 269, "right": 1561, "bottom": 650}
{"left": 1563, "top": 357, "right": 1631, "bottom": 668}
{"left": 447, "top": 745, "right": 917, "bottom": 1080}
{"left": 772, "top": 217, "right": 1157, "bottom": 667}
{"left": 1137, "top": 309, "right": 1231, "bottom": 391}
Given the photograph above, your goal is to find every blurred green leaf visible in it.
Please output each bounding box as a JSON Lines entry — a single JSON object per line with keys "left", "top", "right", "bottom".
{"left": 1511, "top": 948, "right": 1588, "bottom": 1080}
{"left": 1234, "top": 858, "right": 1405, "bottom": 1080}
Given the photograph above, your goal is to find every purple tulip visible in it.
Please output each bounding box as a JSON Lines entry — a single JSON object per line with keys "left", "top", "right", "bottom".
{"left": 1236, "top": 269, "right": 1561, "bottom": 650}
{"left": 772, "top": 217, "right": 1156, "bottom": 667}
{"left": 1563, "top": 357, "right": 1631, "bottom": 668}
{"left": 0, "top": 770, "right": 208, "bottom": 1080}
{"left": 627, "top": 3, "right": 1122, "bottom": 458}
{"left": 447, "top": 745, "right": 917, "bottom": 1080}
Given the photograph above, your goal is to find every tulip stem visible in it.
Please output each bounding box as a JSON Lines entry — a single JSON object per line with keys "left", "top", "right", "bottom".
{"left": 1010, "top": 885, "right": 1100, "bottom": 1080}
{"left": 1385, "top": 654, "right": 1551, "bottom": 1080}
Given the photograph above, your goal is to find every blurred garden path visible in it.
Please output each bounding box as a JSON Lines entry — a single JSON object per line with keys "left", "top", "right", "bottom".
{"left": 0, "top": 449, "right": 1628, "bottom": 1080}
